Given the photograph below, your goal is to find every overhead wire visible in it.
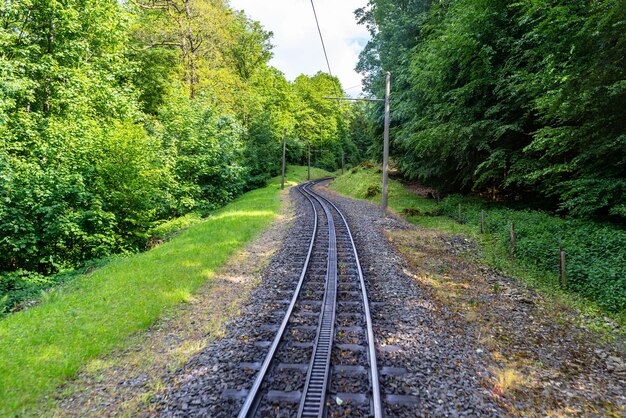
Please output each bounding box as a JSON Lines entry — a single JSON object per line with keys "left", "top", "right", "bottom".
{"left": 309, "top": 0, "right": 349, "bottom": 177}
{"left": 309, "top": 0, "right": 344, "bottom": 104}
{"left": 310, "top": 0, "right": 334, "bottom": 78}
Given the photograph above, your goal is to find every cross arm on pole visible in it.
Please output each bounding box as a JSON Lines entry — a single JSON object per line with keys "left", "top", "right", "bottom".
{"left": 321, "top": 96, "right": 384, "bottom": 102}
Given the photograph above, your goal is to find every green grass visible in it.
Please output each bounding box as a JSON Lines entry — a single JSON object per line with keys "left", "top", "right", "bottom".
{"left": 331, "top": 167, "right": 420, "bottom": 210}
{"left": 0, "top": 165, "right": 330, "bottom": 416}
{"left": 331, "top": 166, "right": 626, "bottom": 330}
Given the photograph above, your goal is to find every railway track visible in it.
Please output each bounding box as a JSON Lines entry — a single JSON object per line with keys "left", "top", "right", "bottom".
{"left": 237, "top": 180, "right": 382, "bottom": 417}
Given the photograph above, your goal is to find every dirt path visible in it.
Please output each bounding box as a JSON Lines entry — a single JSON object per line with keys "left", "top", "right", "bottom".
{"left": 389, "top": 227, "right": 626, "bottom": 415}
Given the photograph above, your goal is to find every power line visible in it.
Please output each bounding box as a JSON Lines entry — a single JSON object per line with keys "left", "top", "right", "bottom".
{"left": 309, "top": 0, "right": 334, "bottom": 78}
{"left": 309, "top": 0, "right": 345, "bottom": 108}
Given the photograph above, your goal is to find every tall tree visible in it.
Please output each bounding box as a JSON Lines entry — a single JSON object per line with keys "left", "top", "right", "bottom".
{"left": 131, "top": 0, "right": 235, "bottom": 98}
{"left": 292, "top": 72, "right": 354, "bottom": 170}
{"left": 356, "top": 0, "right": 626, "bottom": 219}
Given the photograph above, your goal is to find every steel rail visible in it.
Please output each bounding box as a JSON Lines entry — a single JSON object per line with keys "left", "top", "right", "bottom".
{"left": 238, "top": 179, "right": 381, "bottom": 418}
{"left": 308, "top": 185, "right": 383, "bottom": 418}
{"left": 237, "top": 182, "right": 320, "bottom": 418}
{"left": 296, "top": 183, "right": 338, "bottom": 417}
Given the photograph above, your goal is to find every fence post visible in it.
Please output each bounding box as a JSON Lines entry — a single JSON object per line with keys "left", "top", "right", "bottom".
{"left": 509, "top": 222, "right": 516, "bottom": 257}
{"left": 559, "top": 247, "right": 567, "bottom": 289}
{"left": 480, "top": 210, "right": 485, "bottom": 234}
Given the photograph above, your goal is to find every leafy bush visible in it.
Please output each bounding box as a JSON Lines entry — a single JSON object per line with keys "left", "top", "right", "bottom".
{"left": 366, "top": 184, "right": 381, "bottom": 198}
{"left": 0, "top": 271, "right": 48, "bottom": 315}
{"left": 440, "top": 196, "right": 626, "bottom": 312}
{"left": 160, "top": 96, "right": 246, "bottom": 214}
{"left": 0, "top": 260, "right": 107, "bottom": 317}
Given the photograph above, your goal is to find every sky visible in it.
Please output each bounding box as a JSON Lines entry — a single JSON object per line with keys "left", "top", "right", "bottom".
{"left": 229, "top": 0, "right": 370, "bottom": 96}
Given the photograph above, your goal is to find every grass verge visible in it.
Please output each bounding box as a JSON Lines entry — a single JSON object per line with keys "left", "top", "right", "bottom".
{"left": 0, "top": 165, "right": 330, "bottom": 416}
{"left": 330, "top": 166, "right": 625, "bottom": 332}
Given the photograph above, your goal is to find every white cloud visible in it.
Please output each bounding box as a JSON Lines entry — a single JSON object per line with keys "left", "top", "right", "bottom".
{"left": 229, "top": 0, "right": 370, "bottom": 95}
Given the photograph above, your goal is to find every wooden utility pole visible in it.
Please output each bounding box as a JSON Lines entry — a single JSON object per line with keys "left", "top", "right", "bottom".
{"left": 308, "top": 139, "right": 311, "bottom": 181}
{"left": 381, "top": 71, "right": 391, "bottom": 217}
{"left": 321, "top": 84, "right": 390, "bottom": 217}
{"left": 341, "top": 150, "right": 345, "bottom": 175}
{"left": 281, "top": 128, "right": 287, "bottom": 190}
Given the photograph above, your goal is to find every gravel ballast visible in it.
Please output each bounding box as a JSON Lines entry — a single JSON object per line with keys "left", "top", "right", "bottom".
{"left": 155, "top": 181, "right": 624, "bottom": 417}
{"left": 155, "top": 184, "right": 503, "bottom": 416}
{"left": 314, "top": 183, "right": 503, "bottom": 416}
{"left": 49, "top": 180, "right": 624, "bottom": 417}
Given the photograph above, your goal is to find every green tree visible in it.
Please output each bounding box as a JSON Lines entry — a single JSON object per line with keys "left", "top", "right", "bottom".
{"left": 292, "top": 72, "right": 354, "bottom": 170}
{"left": 0, "top": 0, "right": 169, "bottom": 274}
{"left": 357, "top": 0, "right": 626, "bottom": 219}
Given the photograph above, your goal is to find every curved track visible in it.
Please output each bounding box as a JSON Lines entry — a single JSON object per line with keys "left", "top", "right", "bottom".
{"left": 238, "top": 180, "right": 381, "bottom": 417}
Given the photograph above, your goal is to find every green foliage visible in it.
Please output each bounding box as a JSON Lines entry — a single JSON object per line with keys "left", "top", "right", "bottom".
{"left": 240, "top": 67, "right": 294, "bottom": 189}
{"left": 0, "top": 1, "right": 250, "bottom": 310}
{"left": 227, "top": 12, "right": 274, "bottom": 81}
{"left": 0, "top": 0, "right": 151, "bottom": 278}
{"left": 129, "top": 47, "right": 179, "bottom": 115}
{"left": 0, "top": 271, "right": 48, "bottom": 315}
{"left": 0, "top": 0, "right": 370, "bottom": 314}
{"left": 357, "top": 0, "right": 626, "bottom": 219}
{"left": 160, "top": 95, "right": 245, "bottom": 213}
{"left": 290, "top": 72, "right": 363, "bottom": 171}
{"left": 348, "top": 102, "right": 378, "bottom": 163}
